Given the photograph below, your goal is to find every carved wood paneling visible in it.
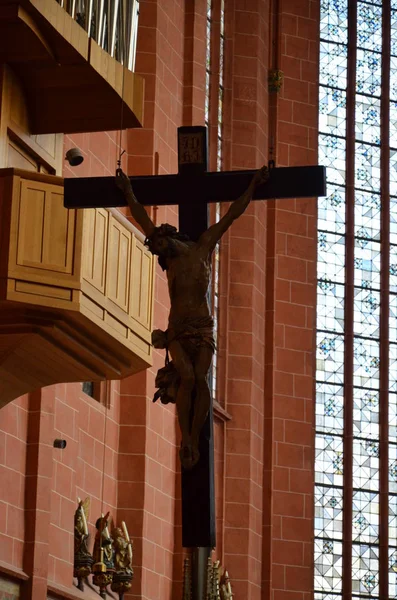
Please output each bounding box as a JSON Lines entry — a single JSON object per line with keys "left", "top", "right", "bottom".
{"left": 0, "top": 169, "right": 154, "bottom": 406}
{"left": 82, "top": 208, "right": 109, "bottom": 293}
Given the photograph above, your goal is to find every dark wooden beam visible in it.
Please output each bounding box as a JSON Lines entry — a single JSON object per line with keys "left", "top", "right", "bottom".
{"left": 64, "top": 165, "right": 326, "bottom": 209}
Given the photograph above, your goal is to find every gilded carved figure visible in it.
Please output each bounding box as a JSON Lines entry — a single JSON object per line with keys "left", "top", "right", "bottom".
{"left": 93, "top": 512, "right": 114, "bottom": 570}
{"left": 116, "top": 166, "right": 269, "bottom": 469}
{"left": 112, "top": 523, "right": 133, "bottom": 574}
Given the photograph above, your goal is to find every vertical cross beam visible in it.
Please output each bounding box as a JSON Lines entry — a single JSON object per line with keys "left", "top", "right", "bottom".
{"left": 177, "top": 126, "right": 216, "bottom": 551}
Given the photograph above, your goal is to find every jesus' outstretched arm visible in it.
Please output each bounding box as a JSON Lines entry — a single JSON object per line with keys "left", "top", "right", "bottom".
{"left": 116, "top": 169, "right": 156, "bottom": 239}
{"left": 197, "top": 165, "right": 269, "bottom": 254}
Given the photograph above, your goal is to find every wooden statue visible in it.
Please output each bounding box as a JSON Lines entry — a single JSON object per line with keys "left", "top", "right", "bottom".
{"left": 111, "top": 522, "right": 134, "bottom": 600}
{"left": 112, "top": 522, "right": 133, "bottom": 574}
{"left": 116, "top": 166, "right": 269, "bottom": 469}
{"left": 73, "top": 498, "right": 93, "bottom": 591}
{"left": 92, "top": 512, "right": 115, "bottom": 599}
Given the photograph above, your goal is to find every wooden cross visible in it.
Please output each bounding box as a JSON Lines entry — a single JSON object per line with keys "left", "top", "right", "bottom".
{"left": 64, "top": 126, "right": 326, "bottom": 550}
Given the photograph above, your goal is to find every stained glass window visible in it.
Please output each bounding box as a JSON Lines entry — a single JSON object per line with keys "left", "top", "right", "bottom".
{"left": 316, "top": 0, "right": 394, "bottom": 597}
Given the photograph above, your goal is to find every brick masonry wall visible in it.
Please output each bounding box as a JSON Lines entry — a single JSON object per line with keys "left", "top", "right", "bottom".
{"left": 0, "top": 1, "right": 320, "bottom": 599}
{"left": 262, "top": 1, "right": 319, "bottom": 599}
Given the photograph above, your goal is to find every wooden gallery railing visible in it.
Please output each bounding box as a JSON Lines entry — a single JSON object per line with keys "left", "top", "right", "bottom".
{"left": 0, "top": 168, "right": 154, "bottom": 407}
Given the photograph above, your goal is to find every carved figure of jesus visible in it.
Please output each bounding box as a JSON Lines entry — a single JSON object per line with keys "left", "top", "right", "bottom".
{"left": 116, "top": 166, "right": 269, "bottom": 469}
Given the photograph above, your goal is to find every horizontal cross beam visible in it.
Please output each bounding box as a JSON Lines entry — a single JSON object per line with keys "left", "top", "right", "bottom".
{"left": 64, "top": 165, "right": 326, "bottom": 209}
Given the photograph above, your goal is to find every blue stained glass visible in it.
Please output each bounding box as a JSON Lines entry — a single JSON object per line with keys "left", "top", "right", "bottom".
{"left": 357, "top": 2, "right": 382, "bottom": 53}
{"left": 353, "top": 338, "right": 380, "bottom": 389}
{"left": 353, "top": 287, "right": 380, "bottom": 338}
{"left": 318, "top": 232, "right": 345, "bottom": 283}
{"left": 352, "top": 544, "right": 379, "bottom": 596}
{"left": 356, "top": 49, "right": 382, "bottom": 97}
{"left": 354, "top": 240, "right": 381, "bottom": 290}
{"left": 352, "top": 490, "right": 379, "bottom": 544}
{"left": 355, "top": 142, "right": 381, "bottom": 193}
{"left": 316, "top": 382, "right": 344, "bottom": 434}
{"left": 319, "top": 135, "right": 346, "bottom": 186}
{"left": 319, "top": 87, "right": 346, "bottom": 137}
{"left": 320, "top": 42, "right": 348, "bottom": 89}
{"left": 318, "top": 184, "right": 346, "bottom": 234}
{"left": 317, "top": 333, "right": 344, "bottom": 384}
{"left": 354, "top": 191, "right": 381, "bottom": 241}
{"left": 320, "top": 0, "right": 348, "bottom": 43}
{"left": 355, "top": 95, "right": 381, "bottom": 145}
{"left": 317, "top": 281, "right": 345, "bottom": 332}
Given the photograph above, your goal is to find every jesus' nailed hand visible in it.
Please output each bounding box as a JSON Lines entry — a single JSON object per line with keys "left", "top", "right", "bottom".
{"left": 116, "top": 165, "right": 269, "bottom": 469}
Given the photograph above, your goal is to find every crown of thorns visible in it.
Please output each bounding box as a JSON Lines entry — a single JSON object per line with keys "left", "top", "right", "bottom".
{"left": 144, "top": 224, "right": 189, "bottom": 251}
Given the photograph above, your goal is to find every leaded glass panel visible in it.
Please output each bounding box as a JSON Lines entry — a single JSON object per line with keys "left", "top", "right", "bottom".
{"left": 355, "top": 142, "right": 381, "bottom": 193}
{"left": 390, "top": 394, "right": 397, "bottom": 443}
{"left": 317, "top": 282, "right": 344, "bottom": 333}
{"left": 353, "top": 287, "right": 380, "bottom": 338}
{"left": 355, "top": 96, "right": 381, "bottom": 145}
{"left": 352, "top": 438, "right": 379, "bottom": 491}
{"left": 320, "top": 42, "right": 348, "bottom": 89}
{"left": 353, "top": 338, "right": 380, "bottom": 389}
{"left": 356, "top": 2, "right": 382, "bottom": 53}
{"left": 356, "top": 49, "right": 382, "bottom": 97}
{"left": 319, "top": 87, "right": 346, "bottom": 137}
{"left": 315, "top": 485, "right": 343, "bottom": 540}
{"left": 353, "top": 388, "right": 379, "bottom": 440}
{"left": 315, "top": 434, "right": 344, "bottom": 486}
{"left": 315, "top": 538, "right": 343, "bottom": 592}
{"left": 390, "top": 149, "right": 397, "bottom": 195}
{"left": 352, "top": 490, "right": 379, "bottom": 544}
{"left": 389, "top": 244, "right": 397, "bottom": 292}
{"left": 389, "top": 546, "right": 397, "bottom": 598}
{"left": 391, "top": 10, "right": 397, "bottom": 57}
{"left": 318, "top": 184, "right": 346, "bottom": 234}
{"left": 389, "top": 495, "right": 397, "bottom": 544}
{"left": 389, "top": 446, "right": 397, "bottom": 492}
{"left": 319, "top": 135, "right": 346, "bottom": 185}
{"left": 390, "top": 344, "right": 397, "bottom": 392}
{"left": 320, "top": 0, "right": 348, "bottom": 43}
{"left": 354, "top": 191, "right": 381, "bottom": 241}
{"left": 317, "top": 232, "right": 345, "bottom": 283}
{"left": 317, "top": 333, "right": 344, "bottom": 384}
{"left": 390, "top": 198, "right": 397, "bottom": 244}
{"left": 351, "top": 544, "right": 379, "bottom": 596}
{"left": 316, "top": 383, "right": 344, "bottom": 434}
{"left": 354, "top": 240, "right": 381, "bottom": 290}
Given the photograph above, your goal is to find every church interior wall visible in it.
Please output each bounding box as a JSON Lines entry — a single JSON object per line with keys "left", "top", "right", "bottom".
{"left": 0, "top": 0, "right": 320, "bottom": 599}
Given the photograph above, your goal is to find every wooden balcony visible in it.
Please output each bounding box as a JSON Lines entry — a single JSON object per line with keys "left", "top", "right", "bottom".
{"left": 0, "top": 0, "right": 144, "bottom": 133}
{"left": 0, "top": 168, "right": 154, "bottom": 407}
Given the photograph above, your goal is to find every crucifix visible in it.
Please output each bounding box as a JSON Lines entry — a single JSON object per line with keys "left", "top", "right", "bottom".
{"left": 64, "top": 125, "right": 325, "bottom": 594}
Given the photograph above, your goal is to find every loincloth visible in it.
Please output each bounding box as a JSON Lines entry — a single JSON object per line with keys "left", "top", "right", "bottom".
{"left": 152, "top": 316, "right": 215, "bottom": 404}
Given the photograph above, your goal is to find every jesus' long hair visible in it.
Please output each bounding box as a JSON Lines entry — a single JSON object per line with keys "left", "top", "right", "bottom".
{"left": 144, "top": 224, "right": 190, "bottom": 271}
